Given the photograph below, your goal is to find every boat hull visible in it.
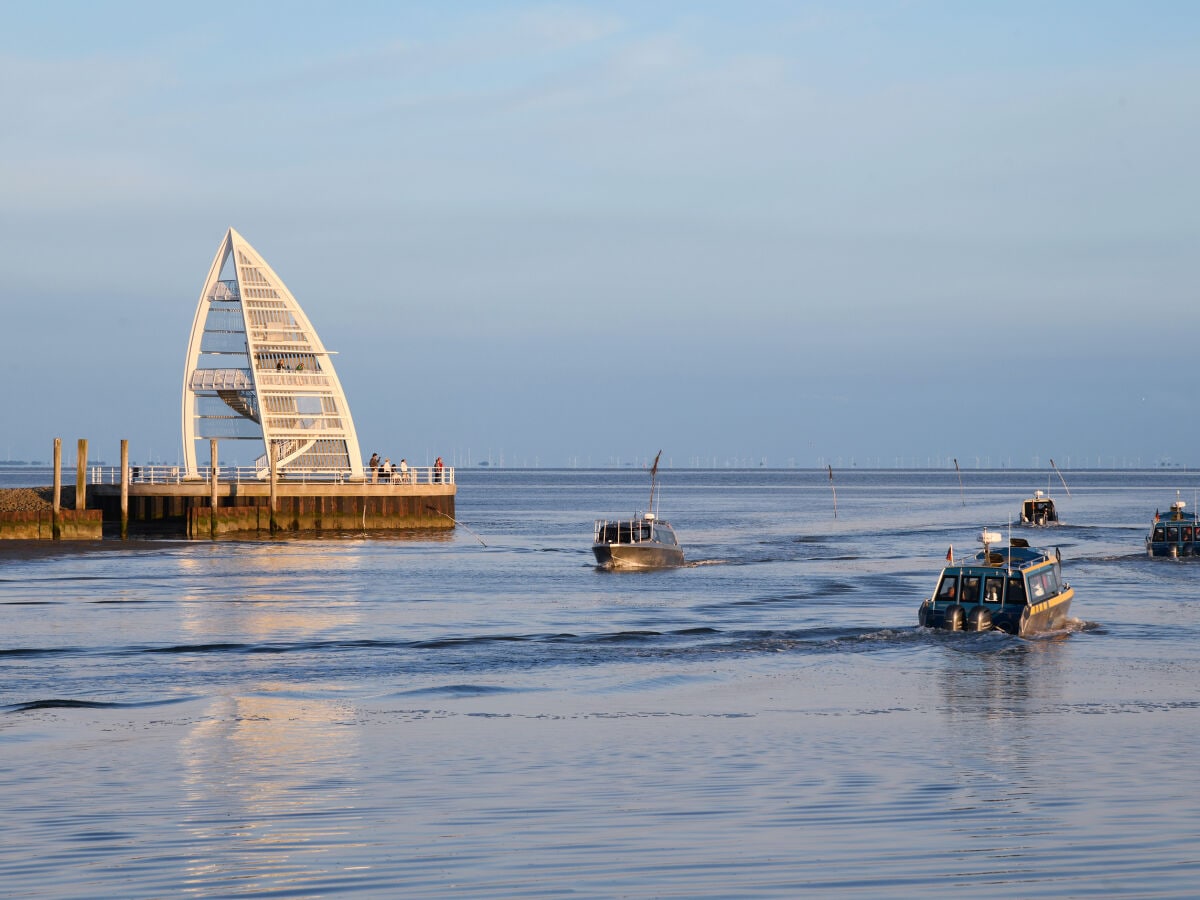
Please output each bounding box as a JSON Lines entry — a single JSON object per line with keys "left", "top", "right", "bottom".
{"left": 593, "top": 543, "right": 685, "bottom": 569}
{"left": 1146, "top": 540, "right": 1200, "bottom": 558}
{"left": 919, "top": 586, "right": 1073, "bottom": 637}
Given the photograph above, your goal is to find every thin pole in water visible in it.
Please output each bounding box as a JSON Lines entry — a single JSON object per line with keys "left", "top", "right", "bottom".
{"left": 648, "top": 450, "right": 662, "bottom": 515}
{"left": 828, "top": 465, "right": 838, "bottom": 519}
{"left": 1049, "top": 458, "right": 1072, "bottom": 498}
{"left": 954, "top": 458, "right": 965, "bottom": 506}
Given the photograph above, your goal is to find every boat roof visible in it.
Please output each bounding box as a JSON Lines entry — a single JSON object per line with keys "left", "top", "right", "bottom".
{"left": 942, "top": 540, "right": 1057, "bottom": 577}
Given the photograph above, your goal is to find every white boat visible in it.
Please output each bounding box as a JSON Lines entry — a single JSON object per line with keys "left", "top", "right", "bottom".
{"left": 592, "top": 451, "right": 684, "bottom": 569}
{"left": 1020, "top": 489, "right": 1059, "bottom": 525}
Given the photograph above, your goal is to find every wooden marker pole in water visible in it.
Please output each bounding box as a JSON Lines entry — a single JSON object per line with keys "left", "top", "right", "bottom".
{"left": 1049, "top": 458, "right": 1072, "bottom": 498}
{"left": 828, "top": 465, "right": 838, "bottom": 519}
{"left": 75, "top": 438, "right": 87, "bottom": 511}
{"left": 52, "top": 438, "right": 62, "bottom": 540}
{"left": 209, "top": 439, "right": 219, "bottom": 539}
{"left": 954, "top": 458, "right": 965, "bottom": 506}
{"left": 120, "top": 440, "right": 129, "bottom": 540}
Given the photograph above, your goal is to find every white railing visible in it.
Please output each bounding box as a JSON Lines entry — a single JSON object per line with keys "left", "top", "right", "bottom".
{"left": 89, "top": 465, "right": 455, "bottom": 486}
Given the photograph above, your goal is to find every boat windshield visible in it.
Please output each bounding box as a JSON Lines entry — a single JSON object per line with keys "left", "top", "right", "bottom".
{"left": 651, "top": 525, "right": 676, "bottom": 546}
{"left": 1027, "top": 567, "right": 1060, "bottom": 601}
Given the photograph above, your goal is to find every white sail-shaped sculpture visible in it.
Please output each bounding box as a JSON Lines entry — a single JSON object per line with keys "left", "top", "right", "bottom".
{"left": 181, "top": 228, "right": 364, "bottom": 481}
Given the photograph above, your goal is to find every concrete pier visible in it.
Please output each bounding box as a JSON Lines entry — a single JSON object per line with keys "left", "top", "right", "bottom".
{"left": 88, "top": 479, "right": 456, "bottom": 537}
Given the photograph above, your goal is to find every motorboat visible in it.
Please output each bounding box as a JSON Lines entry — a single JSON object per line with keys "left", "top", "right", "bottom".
{"left": 1147, "top": 499, "right": 1200, "bottom": 558}
{"left": 1020, "top": 489, "right": 1059, "bottom": 525}
{"left": 918, "top": 530, "right": 1073, "bottom": 636}
{"left": 592, "top": 451, "right": 684, "bottom": 569}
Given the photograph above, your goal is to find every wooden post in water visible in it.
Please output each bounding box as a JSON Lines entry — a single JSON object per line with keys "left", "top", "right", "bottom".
{"left": 120, "top": 440, "right": 129, "bottom": 540}
{"left": 268, "top": 451, "right": 278, "bottom": 534}
{"left": 52, "top": 438, "right": 62, "bottom": 541}
{"left": 75, "top": 438, "right": 87, "bottom": 511}
{"left": 209, "top": 439, "right": 218, "bottom": 539}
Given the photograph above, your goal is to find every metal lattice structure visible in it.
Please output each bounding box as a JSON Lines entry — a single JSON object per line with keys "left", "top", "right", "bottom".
{"left": 181, "top": 228, "right": 364, "bottom": 480}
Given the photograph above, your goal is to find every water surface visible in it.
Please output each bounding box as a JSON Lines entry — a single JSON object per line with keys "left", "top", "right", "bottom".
{"left": 2, "top": 469, "right": 1199, "bottom": 897}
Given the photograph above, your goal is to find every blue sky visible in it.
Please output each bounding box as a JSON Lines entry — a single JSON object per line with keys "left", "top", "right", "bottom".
{"left": 1, "top": 2, "right": 1197, "bottom": 467}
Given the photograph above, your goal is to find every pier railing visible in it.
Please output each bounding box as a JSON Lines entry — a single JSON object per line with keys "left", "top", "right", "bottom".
{"left": 88, "top": 465, "right": 455, "bottom": 486}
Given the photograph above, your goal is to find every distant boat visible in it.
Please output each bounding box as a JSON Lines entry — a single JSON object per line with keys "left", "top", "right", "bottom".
{"left": 918, "top": 530, "right": 1074, "bottom": 636}
{"left": 592, "top": 451, "right": 684, "bottom": 569}
{"left": 1020, "top": 489, "right": 1059, "bottom": 526}
{"left": 1147, "top": 499, "right": 1200, "bottom": 558}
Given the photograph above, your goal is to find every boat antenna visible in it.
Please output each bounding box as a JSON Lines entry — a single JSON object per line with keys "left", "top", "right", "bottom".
{"left": 1049, "top": 458, "right": 1072, "bottom": 498}
{"left": 828, "top": 464, "right": 838, "bottom": 519}
{"left": 953, "top": 457, "right": 965, "bottom": 506}
{"left": 648, "top": 450, "right": 662, "bottom": 515}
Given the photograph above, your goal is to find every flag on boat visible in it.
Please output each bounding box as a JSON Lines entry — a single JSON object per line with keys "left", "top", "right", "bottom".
{"left": 1155, "top": 509, "right": 1160, "bottom": 522}
{"left": 946, "top": 546, "right": 953, "bottom": 562}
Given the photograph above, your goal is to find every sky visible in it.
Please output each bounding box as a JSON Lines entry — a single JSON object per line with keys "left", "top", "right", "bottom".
{"left": 1, "top": 1, "right": 1198, "bottom": 468}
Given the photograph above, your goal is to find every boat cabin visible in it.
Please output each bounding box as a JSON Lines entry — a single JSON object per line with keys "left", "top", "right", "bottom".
{"left": 1020, "top": 490, "right": 1058, "bottom": 525}
{"left": 1147, "top": 500, "right": 1200, "bottom": 558}
{"left": 594, "top": 516, "right": 678, "bottom": 548}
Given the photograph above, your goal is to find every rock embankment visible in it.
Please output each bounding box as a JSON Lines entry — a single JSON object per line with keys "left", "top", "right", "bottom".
{"left": 0, "top": 487, "right": 77, "bottom": 513}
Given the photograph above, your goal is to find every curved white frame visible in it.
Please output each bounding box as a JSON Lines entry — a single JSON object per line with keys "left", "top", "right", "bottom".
{"left": 181, "top": 228, "right": 364, "bottom": 480}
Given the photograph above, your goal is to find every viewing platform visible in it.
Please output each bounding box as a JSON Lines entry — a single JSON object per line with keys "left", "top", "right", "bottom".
{"left": 3, "top": 228, "right": 459, "bottom": 541}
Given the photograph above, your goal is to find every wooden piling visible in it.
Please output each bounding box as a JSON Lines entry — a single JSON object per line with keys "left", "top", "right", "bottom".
{"left": 269, "top": 455, "right": 278, "bottom": 533}
{"left": 75, "top": 438, "right": 87, "bottom": 511}
{"left": 52, "top": 438, "right": 62, "bottom": 540}
{"left": 209, "top": 439, "right": 218, "bottom": 539}
{"left": 120, "top": 440, "right": 129, "bottom": 540}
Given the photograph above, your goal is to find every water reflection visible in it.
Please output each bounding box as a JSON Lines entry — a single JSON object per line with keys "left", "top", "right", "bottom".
{"left": 936, "top": 635, "right": 1068, "bottom": 722}
{"left": 174, "top": 543, "right": 368, "bottom": 640}
{"left": 178, "top": 690, "right": 366, "bottom": 894}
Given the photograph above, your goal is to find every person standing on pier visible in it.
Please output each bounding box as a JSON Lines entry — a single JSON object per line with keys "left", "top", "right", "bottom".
{"left": 433, "top": 456, "right": 445, "bottom": 483}
{"left": 368, "top": 452, "right": 380, "bottom": 483}
{"left": 399, "top": 458, "right": 409, "bottom": 483}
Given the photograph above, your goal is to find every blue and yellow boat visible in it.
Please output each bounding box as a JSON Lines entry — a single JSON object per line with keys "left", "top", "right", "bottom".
{"left": 1146, "top": 500, "right": 1200, "bottom": 558}
{"left": 918, "top": 530, "right": 1074, "bottom": 636}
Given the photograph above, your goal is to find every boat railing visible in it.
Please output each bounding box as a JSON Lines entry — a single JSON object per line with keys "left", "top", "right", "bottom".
{"left": 594, "top": 518, "right": 654, "bottom": 543}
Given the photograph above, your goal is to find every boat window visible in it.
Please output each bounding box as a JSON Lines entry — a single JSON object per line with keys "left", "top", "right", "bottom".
{"left": 1153, "top": 525, "right": 1166, "bottom": 542}
{"left": 983, "top": 575, "right": 1003, "bottom": 604}
{"left": 1042, "top": 568, "right": 1060, "bottom": 596}
{"left": 935, "top": 575, "right": 959, "bottom": 602}
{"left": 1167, "top": 526, "right": 1180, "bottom": 542}
{"left": 960, "top": 574, "right": 982, "bottom": 605}
{"left": 637, "top": 524, "right": 652, "bottom": 541}
{"left": 1006, "top": 576, "right": 1027, "bottom": 606}
{"left": 1184, "top": 527, "right": 1193, "bottom": 542}
{"left": 652, "top": 526, "right": 676, "bottom": 546}
{"left": 1028, "top": 572, "right": 1051, "bottom": 600}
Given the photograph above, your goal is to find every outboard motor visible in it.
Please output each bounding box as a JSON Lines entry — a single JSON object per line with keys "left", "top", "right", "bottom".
{"left": 966, "top": 606, "right": 992, "bottom": 632}
{"left": 943, "top": 603, "right": 965, "bottom": 632}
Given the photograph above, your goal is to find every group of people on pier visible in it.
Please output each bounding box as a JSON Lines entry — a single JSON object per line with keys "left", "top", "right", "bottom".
{"left": 367, "top": 453, "right": 446, "bottom": 484}
{"left": 368, "top": 452, "right": 408, "bottom": 483}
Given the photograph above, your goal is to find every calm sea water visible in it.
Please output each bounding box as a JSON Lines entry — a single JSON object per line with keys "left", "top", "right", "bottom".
{"left": 2, "top": 468, "right": 1199, "bottom": 898}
